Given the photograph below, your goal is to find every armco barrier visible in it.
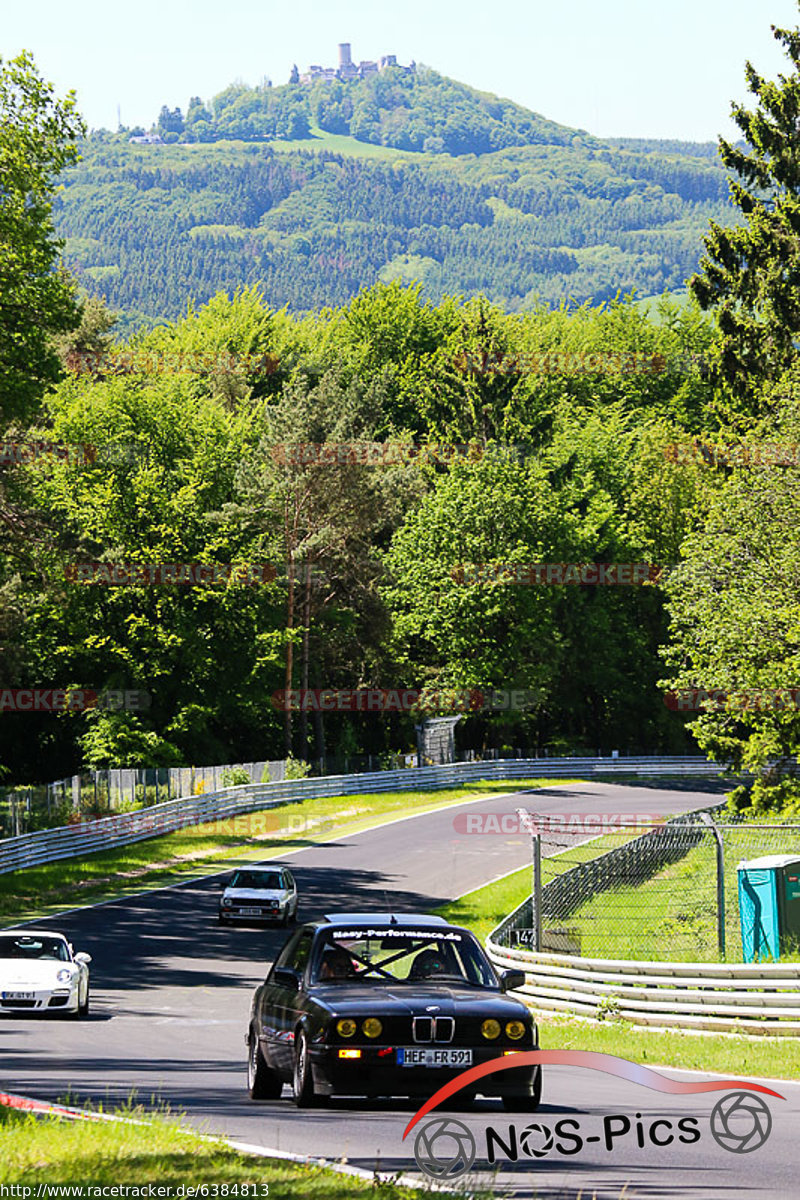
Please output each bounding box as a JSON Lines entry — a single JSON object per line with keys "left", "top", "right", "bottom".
{"left": 0, "top": 756, "right": 724, "bottom": 876}
{"left": 486, "top": 938, "right": 800, "bottom": 1034}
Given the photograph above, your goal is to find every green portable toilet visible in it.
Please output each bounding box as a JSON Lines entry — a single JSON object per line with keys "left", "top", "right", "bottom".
{"left": 737, "top": 854, "right": 800, "bottom": 962}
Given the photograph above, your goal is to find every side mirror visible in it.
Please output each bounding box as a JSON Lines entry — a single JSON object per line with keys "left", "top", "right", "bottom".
{"left": 500, "top": 968, "right": 525, "bottom": 993}
{"left": 74, "top": 952, "right": 92, "bottom": 965}
{"left": 274, "top": 967, "right": 301, "bottom": 990}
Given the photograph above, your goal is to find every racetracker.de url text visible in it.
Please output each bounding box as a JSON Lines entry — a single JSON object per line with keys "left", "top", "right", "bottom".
{"left": 0, "top": 1188, "right": 268, "bottom": 1198}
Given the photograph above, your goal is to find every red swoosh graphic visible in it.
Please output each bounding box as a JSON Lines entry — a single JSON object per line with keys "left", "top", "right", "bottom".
{"left": 402, "top": 1050, "right": 785, "bottom": 1139}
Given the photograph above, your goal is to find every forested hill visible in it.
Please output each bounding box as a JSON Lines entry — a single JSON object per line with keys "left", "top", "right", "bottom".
{"left": 54, "top": 70, "right": 734, "bottom": 328}
{"left": 148, "top": 66, "right": 585, "bottom": 154}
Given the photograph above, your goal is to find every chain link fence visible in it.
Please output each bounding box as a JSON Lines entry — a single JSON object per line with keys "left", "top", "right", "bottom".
{"left": 498, "top": 811, "right": 800, "bottom": 963}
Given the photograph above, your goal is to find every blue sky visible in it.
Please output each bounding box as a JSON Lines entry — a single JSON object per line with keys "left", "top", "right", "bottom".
{"left": 4, "top": 0, "right": 799, "bottom": 141}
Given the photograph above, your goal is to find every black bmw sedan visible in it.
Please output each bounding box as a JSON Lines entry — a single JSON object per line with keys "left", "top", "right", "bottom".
{"left": 246, "top": 912, "right": 540, "bottom": 1110}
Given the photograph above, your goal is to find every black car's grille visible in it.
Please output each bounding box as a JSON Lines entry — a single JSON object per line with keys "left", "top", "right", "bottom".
{"left": 327, "top": 1013, "right": 530, "bottom": 1047}
{"left": 412, "top": 1016, "right": 454, "bottom": 1043}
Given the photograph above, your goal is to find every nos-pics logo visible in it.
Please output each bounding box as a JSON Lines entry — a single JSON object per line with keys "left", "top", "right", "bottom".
{"left": 404, "top": 1051, "right": 783, "bottom": 1180}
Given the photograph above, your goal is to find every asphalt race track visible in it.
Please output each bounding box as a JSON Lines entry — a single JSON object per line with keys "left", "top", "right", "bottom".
{"left": 2, "top": 782, "right": 798, "bottom": 1199}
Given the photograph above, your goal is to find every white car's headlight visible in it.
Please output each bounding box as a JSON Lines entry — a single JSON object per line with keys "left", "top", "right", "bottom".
{"left": 57, "top": 968, "right": 73, "bottom": 984}
{"left": 222, "top": 897, "right": 233, "bottom": 907}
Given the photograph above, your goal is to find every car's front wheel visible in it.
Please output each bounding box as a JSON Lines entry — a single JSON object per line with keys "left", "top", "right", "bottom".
{"left": 501, "top": 1068, "right": 542, "bottom": 1112}
{"left": 292, "top": 1029, "right": 322, "bottom": 1107}
{"left": 78, "top": 985, "right": 89, "bottom": 1017}
{"left": 247, "top": 1029, "right": 282, "bottom": 1100}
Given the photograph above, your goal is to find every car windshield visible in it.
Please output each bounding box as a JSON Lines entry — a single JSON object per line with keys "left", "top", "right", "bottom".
{"left": 310, "top": 926, "right": 497, "bottom": 987}
{"left": 230, "top": 871, "right": 282, "bottom": 890}
{"left": 0, "top": 936, "right": 70, "bottom": 962}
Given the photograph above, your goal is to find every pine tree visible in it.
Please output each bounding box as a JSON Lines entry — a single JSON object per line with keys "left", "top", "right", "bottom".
{"left": 289, "top": 64, "right": 300, "bottom": 85}
{"left": 690, "top": 12, "right": 800, "bottom": 411}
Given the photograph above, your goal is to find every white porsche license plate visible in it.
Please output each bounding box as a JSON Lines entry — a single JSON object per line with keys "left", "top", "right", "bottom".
{"left": 2, "top": 991, "right": 35, "bottom": 1000}
{"left": 398, "top": 1048, "right": 473, "bottom": 1068}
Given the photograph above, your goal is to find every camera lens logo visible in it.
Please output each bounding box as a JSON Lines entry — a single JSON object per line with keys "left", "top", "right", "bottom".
{"left": 710, "top": 1091, "right": 773, "bottom": 1154}
{"left": 413, "top": 1117, "right": 476, "bottom": 1179}
{"left": 520, "top": 1122, "right": 554, "bottom": 1158}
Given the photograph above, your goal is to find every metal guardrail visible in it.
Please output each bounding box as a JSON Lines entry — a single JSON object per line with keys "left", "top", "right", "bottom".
{"left": 0, "top": 756, "right": 725, "bottom": 876}
{"left": 486, "top": 939, "right": 800, "bottom": 1034}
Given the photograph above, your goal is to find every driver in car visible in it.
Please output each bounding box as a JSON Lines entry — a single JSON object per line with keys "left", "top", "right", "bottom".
{"left": 409, "top": 947, "right": 448, "bottom": 979}
{"left": 318, "top": 946, "right": 357, "bottom": 981}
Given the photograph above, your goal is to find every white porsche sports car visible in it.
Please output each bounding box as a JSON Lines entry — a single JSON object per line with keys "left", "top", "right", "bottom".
{"left": 0, "top": 930, "right": 91, "bottom": 1017}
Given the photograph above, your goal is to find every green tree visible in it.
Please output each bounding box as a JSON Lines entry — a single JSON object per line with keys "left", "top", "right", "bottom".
{"left": 157, "top": 105, "right": 184, "bottom": 135}
{"left": 384, "top": 408, "right": 712, "bottom": 752}
{"left": 690, "top": 12, "right": 800, "bottom": 416}
{"left": 0, "top": 51, "right": 85, "bottom": 427}
{"left": 14, "top": 369, "right": 286, "bottom": 774}
{"left": 661, "top": 380, "right": 800, "bottom": 812}
{"left": 228, "top": 368, "right": 419, "bottom": 758}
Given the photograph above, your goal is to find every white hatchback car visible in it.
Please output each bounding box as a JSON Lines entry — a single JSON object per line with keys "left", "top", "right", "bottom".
{"left": 218, "top": 865, "right": 298, "bottom": 926}
{"left": 0, "top": 930, "right": 91, "bottom": 1017}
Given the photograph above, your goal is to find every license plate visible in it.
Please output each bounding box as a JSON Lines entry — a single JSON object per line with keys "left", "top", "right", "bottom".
{"left": 240, "top": 907, "right": 263, "bottom": 916}
{"left": 2, "top": 991, "right": 35, "bottom": 1000}
{"left": 398, "top": 1048, "right": 473, "bottom": 1068}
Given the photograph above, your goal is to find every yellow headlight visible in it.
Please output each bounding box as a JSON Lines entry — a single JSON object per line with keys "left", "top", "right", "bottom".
{"left": 336, "top": 1018, "right": 357, "bottom": 1038}
{"left": 481, "top": 1018, "right": 501, "bottom": 1040}
{"left": 505, "top": 1020, "right": 526, "bottom": 1040}
{"left": 362, "top": 1018, "right": 383, "bottom": 1039}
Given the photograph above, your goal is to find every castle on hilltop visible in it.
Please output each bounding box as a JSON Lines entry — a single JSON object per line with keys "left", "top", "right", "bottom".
{"left": 300, "top": 44, "right": 415, "bottom": 86}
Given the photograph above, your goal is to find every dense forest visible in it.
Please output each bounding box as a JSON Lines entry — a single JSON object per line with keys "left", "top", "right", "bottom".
{"left": 1, "top": 281, "right": 719, "bottom": 783}
{"left": 6, "top": 15, "right": 800, "bottom": 819}
{"left": 55, "top": 132, "right": 731, "bottom": 327}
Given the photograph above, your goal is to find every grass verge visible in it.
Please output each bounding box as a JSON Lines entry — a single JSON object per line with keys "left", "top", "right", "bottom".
{"left": 437, "top": 827, "right": 645, "bottom": 943}
{"left": 0, "top": 1105, "right": 434, "bottom": 1196}
{"left": 0, "top": 777, "right": 574, "bottom": 927}
{"left": 534, "top": 1015, "right": 800, "bottom": 1081}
